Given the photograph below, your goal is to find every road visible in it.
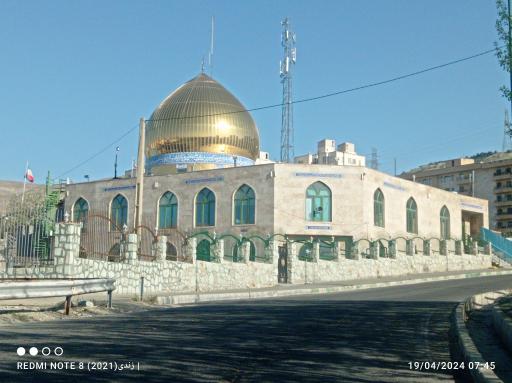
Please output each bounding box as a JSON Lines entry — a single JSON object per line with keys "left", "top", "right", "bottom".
{"left": 1, "top": 275, "right": 511, "bottom": 383}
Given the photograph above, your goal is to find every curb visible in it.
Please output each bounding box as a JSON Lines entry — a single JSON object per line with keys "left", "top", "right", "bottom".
{"left": 156, "top": 269, "right": 512, "bottom": 305}
{"left": 492, "top": 298, "right": 512, "bottom": 355}
{"left": 451, "top": 290, "right": 512, "bottom": 383}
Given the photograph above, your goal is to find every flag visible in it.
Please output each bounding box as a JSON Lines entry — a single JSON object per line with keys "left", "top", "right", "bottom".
{"left": 25, "top": 168, "right": 34, "bottom": 183}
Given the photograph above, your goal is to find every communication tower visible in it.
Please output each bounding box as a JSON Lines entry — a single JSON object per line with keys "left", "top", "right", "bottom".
{"left": 280, "top": 18, "right": 296, "bottom": 162}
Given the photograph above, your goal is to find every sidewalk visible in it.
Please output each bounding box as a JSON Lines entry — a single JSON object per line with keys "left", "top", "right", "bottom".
{"left": 156, "top": 268, "right": 512, "bottom": 305}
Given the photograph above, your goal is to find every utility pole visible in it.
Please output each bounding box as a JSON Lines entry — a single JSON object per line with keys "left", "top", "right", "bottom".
{"left": 508, "top": 0, "right": 512, "bottom": 122}
{"left": 280, "top": 17, "right": 296, "bottom": 163}
{"left": 134, "top": 118, "right": 145, "bottom": 236}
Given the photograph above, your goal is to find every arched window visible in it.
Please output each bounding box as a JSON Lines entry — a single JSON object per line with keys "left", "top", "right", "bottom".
{"left": 73, "top": 198, "right": 89, "bottom": 223}
{"left": 440, "top": 206, "right": 450, "bottom": 239}
{"left": 305, "top": 182, "right": 332, "bottom": 222}
{"left": 234, "top": 185, "right": 255, "bottom": 225}
{"left": 166, "top": 242, "right": 177, "bottom": 260}
{"left": 298, "top": 242, "right": 314, "bottom": 261}
{"left": 406, "top": 197, "right": 418, "bottom": 234}
{"left": 196, "top": 188, "right": 215, "bottom": 227}
{"left": 111, "top": 194, "right": 128, "bottom": 230}
{"left": 159, "top": 192, "right": 178, "bottom": 229}
{"left": 196, "top": 239, "right": 211, "bottom": 261}
{"left": 373, "top": 189, "right": 385, "bottom": 227}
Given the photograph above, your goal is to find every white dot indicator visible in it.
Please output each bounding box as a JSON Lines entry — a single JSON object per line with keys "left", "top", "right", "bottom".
{"left": 29, "top": 347, "right": 38, "bottom": 356}
{"left": 16, "top": 347, "right": 25, "bottom": 356}
{"left": 54, "top": 347, "right": 63, "bottom": 356}
{"left": 42, "top": 347, "right": 51, "bottom": 356}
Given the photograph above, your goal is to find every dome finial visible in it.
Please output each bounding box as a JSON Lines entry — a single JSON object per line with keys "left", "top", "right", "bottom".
{"left": 200, "top": 56, "right": 205, "bottom": 73}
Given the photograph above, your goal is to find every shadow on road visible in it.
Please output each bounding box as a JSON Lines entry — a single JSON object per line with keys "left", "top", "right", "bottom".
{"left": 0, "top": 299, "right": 462, "bottom": 382}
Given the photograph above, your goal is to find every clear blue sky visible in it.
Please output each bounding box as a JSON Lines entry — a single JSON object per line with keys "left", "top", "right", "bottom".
{"left": 0, "top": 0, "right": 507, "bottom": 182}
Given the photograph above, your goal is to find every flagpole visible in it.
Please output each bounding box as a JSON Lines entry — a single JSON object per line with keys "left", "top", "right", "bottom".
{"left": 21, "top": 160, "right": 28, "bottom": 204}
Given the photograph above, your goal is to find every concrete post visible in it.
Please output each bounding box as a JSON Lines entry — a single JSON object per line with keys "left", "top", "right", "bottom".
{"left": 406, "top": 240, "right": 414, "bottom": 256}
{"left": 423, "top": 240, "right": 431, "bottom": 256}
{"left": 455, "top": 240, "right": 463, "bottom": 255}
{"left": 52, "top": 222, "right": 82, "bottom": 277}
{"left": 155, "top": 235, "right": 167, "bottom": 262}
{"left": 125, "top": 233, "right": 138, "bottom": 264}
{"left": 440, "top": 240, "right": 448, "bottom": 256}
{"left": 484, "top": 242, "right": 492, "bottom": 255}
{"left": 388, "top": 240, "right": 397, "bottom": 259}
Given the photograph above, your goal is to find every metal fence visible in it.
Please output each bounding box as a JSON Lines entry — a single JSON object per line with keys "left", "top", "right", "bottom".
{"left": 78, "top": 210, "right": 124, "bottom": 262}
{"left": 0, "top": 191, "right": 56, "bottom": 267}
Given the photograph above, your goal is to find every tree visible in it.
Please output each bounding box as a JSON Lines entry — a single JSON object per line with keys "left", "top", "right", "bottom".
{"left": 496, "top": 0, "right": 512, "bottom": 103}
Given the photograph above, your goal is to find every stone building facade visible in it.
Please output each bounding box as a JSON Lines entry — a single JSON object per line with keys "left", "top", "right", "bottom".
{"left": 400, "top": 152, "right": 512, "bottom": 235}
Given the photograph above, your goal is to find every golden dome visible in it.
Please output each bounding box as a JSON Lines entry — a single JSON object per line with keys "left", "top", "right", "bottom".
{"left": 145, "top": 73, "right": 260, "bottom": 172}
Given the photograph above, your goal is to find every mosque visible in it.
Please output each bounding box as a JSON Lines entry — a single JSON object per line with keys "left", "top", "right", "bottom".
{"left": 64, "top": 72, "right": 489, "bottom": 261}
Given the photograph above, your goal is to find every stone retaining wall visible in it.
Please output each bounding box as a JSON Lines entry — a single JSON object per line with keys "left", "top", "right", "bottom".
{"left": 0, "top": 223, "right": 494, "bottom": 295}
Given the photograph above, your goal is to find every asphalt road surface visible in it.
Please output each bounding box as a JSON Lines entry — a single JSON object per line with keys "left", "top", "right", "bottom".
{"left": 1, "top": 275, "right": 512, "bottom": 383}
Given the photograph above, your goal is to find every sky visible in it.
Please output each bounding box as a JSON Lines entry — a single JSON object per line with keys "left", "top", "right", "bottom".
{"left": 0, "top": 0, "right": 508, "bottom": 182}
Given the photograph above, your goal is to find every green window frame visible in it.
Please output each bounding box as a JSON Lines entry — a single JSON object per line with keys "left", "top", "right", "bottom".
{"left": 440, "top": 206, "right": 450, "bottom": 239}
{"left": 234, "top": 184, "right": 255, "bottom": 225}
{"left": 305, "top": 182, "right": 332, "bottom": 222}
{"left": 111, "top": 194, "right": 128, "bottom": 230}
{"left": 73, "top": 197, "right": 89, "bottom": 223}
{"left": 159, "top": 192, "right": 178, "bottom": 229}
{"left": 195, "top": 188, "right": 215, "bottom": 227}
{"left": 196, "top": 239, "right": 211, "bottom": 261}
{"left": 406, "top": 197, "right": 418, "bottom": 234}
{"left": 373, "top": 189, "right": 385, "bottom": 227}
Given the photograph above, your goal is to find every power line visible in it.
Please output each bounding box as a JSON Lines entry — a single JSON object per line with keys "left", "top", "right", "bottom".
{"left": 147, "top": 46, "right": 499, "bottom": 123}
{"left": 58, "top": 124, "right": 138, "bottom": 178}
{"left": 58, "top": 46, "right": 499, "bottom": 177}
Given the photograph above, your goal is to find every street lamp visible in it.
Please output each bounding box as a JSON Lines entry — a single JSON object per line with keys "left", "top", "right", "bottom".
{"left": 114, "top": 146, "right": 120, "bottom": 179}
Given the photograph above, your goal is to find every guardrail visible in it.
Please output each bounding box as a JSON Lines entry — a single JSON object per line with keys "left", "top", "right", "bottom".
{"left": 0, "top": 278, "right": 116, "bottom": 315}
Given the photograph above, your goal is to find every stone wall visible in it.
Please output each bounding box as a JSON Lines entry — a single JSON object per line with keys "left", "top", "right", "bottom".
{"left": 0, "top": 223, "right": 493, "bottom": 296}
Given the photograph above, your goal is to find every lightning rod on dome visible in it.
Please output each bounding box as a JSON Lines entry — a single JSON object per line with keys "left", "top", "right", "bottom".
{"left": 209, "top": 16, "right": 214, "bottom": 76}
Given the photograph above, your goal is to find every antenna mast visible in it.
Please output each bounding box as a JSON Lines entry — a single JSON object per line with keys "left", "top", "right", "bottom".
{"left": 209, "top": 16, "right": 214, "bottom": 75}
{"left": 280, "top": 17, "right": 296, "bottom": 163}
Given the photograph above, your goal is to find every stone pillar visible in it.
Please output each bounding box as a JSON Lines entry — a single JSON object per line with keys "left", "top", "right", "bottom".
{"left": 369, "top": 242, "right": 378, "bottom": 259}
{"left": 388, "top": 240, "right": 397, "bottom": 259}
{"left": 212, "top": 239, "right": 224, "bottom": 263}
{"left": 440, "top": 240, "right": 448, "bottom": 256}
{"left": 312, "top": 241, "right": 320, "bottom": 262}
{"left": 455, "top": 240, "right": 463, "bottom": 255}
{"left": 350, "top": 241, "right": 361, "bottom": 260}
{"left": 154, "top": 235, "right": 167, "bottom": 262}
{"left": 406, "top": 239, "right": 414, "bottom": 256}
{"left": 423, "top": 240, "right": 431, "bottom": 256}
{"left": 187, "top": 237, "right": 197, "bottom": 264}
{"left": 472, "top": 241, "right": 479, "bottom": 255}
{"left": 336, "top": 240, "right": 345, "bottom": 261}
{"left": 124, "top": 233, "right": 138, "bottom": 264}
{"left": 484, "top": 242, "right": 492, "bottom": 255}
{"left": 265, "top": 239, "right": 277, "bottom": 264}
{"left": 52, "top": 222, "right": 81, "bottom": 277}
{"left": 241, "top": 241, "right": 250, "bottom": 264}
{"left": 287, "top": 241, "right": 297, "bottom": 283}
